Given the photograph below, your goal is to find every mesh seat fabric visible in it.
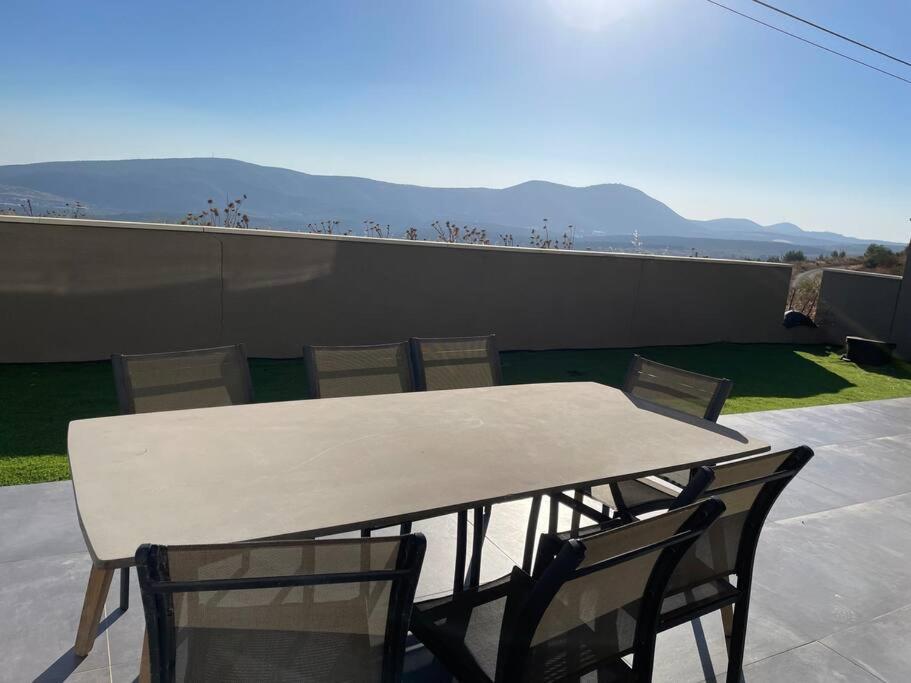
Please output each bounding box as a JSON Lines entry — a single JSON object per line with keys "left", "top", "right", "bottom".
{"left": 411, "top": 336, "right": 500, "bottom": 391}
{"left": 113, "top": 345, "right": 252, "bottom": 414}
{"left": 666, "top": 451, "right": 792, "bottom": 592}
{"left": 625, "top": 356, "right": 730, "bottom": 421}
{"left": 140, "top": 537, "right": 423, "bottom": 683}
{"left": 307, "top": 343, "right": 413, "bottom": 398}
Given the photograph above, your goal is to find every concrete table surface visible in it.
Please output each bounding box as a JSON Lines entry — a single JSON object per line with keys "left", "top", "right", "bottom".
{"left": 69, "top": 382, "right": 768, "bottom": 568}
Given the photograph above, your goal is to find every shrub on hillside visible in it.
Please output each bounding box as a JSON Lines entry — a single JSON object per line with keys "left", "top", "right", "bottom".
{"left": 864, "top": 243, "right": 899, "bottom": 268}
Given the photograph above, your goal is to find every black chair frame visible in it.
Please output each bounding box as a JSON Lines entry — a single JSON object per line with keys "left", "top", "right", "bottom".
{"left": 608, "top": 463, "right": 717, "bottom": 523}
{"left": 136, "top": 535, "right": 426, "bottom": 683}
{"left": 522, "top": 466, "right": 715, "bottom": 573}
{"left": 657, "top": 446, "right": 813, "bottom": 683}
{"left": 414, "top": 499, "right": 725, "bottom": 683}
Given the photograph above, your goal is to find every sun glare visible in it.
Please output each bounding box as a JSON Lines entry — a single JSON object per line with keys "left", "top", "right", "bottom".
{"left": 547, "top": 0, "right": 638, "bottom": 32}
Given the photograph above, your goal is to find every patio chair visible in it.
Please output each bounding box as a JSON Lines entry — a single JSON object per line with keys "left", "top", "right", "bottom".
{"left": 304, "top": 342, "right": 415, "bottom": 399}
{"left": 111, "top": 344, "right": 254, "bottom": 611}
{"left": 410, "top": 334, "right": 501, "bottom": 591}
{"left": 543, "top": 446, "right": 814, "bottom": 683}
{"left": 410, "top": 499, "right": 725, "bottom": 682}
{"left": 529, "top": 356, "right": 733, "bottom": 552}
{"left": 589, "top": 355, "right": 733, "bottom": 523}
{"left": 136, "top": 534, "right": 426, "bottom": 683}
{"left": 304, "top": 342, "right": 416, "bottom": 536}
{"left": 409, "top": 334, "right": 502, "bottom": 391}
{"left": 660, "top": 446, "right": 813, "bottom": 682}
{"left": 112, "top": 344, "right": 254, "bottom": 415}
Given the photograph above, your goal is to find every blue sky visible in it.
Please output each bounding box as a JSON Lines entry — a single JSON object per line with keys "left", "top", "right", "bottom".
{"left": 1, "top": 0, "right": 909, "bottom": 241}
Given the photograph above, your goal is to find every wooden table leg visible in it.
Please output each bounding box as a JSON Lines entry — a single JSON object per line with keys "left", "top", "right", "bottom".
{"left": 74, "top": 565, "right": 114, "bottom": 656}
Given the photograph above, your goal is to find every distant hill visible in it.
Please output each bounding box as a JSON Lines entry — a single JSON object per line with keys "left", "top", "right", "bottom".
{"left": 0, "top": 157, "right": 899, "bottom": 257}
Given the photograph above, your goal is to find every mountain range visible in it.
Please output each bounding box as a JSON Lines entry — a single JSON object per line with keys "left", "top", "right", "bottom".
{"left": 0, "top": 158, "right": 898, "bottom": 258}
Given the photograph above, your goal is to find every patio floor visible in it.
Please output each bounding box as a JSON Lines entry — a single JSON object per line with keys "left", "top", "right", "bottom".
{"left": 4, "top": 398, "right": 911, "bottom": 681}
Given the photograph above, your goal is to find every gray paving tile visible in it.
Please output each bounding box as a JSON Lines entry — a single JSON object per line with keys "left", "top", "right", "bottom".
{"left": 785, "top": 402, "right": 910, "bottom": 442}
{"left": 857, "top": 397, "right": 911, "bottom": 425}
{"left": 879, "top": 432, "right": 911, "bottom": 450}
{"left": 0, "top": 481, "right": 86, "bottom": 564}
{"left": 0, "top": 553, "right": 110, "bottom": 682}
{"left": 823, "top": 603, "right": 911, "bottom": 682}
{"left": 475, "top": 497, "right": 579, "bottom": 568}
{"left": 797, "top": 439, "right": 911, "bottom": 504}
{"left": 651, "top": 582, "right": 811, "bottom": 683}
{"left": 718, "top": 415, "right": 805, "bottom": 451}
{"left": 730, "top": 409, "right": 841, "bottom": 448}
{"left": 411, "top": 513, "right": 515, "bottom": 598}
{"left": 751, "top": 494, "right": 911, "bottom": 642}
{"left": 728, "top": 401, "right": 911, "bottom": 450}
{"left": 709, "top": 641, "right": 883, "bottom": 683}
{"left": 765, "top": 472, "right": 849, "bottom": 522}
{"left": 103, "top": 568, "right": 144, "bottom": 673}
{"left": 65, "top": 666, "right": 115, "bottom": 682}
{"left": 110, "top": 664, "right": 139, "bottom": 683}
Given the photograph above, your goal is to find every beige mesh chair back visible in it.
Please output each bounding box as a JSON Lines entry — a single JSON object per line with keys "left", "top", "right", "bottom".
{"left": 136, "top": 535, "right": 426, "bottom": 683}
{"left": 659, "top": 446, "right": 814, "bottom": 683}
{"left": 410, "top": 335, "right": 501, "bottom": 391}
{"left": 112, "top": 345, "right": 254, "bottom": 415}
{"left": 666, "top": 447, "right": 810, "bottom": 596}
{"left": 623, "top": 354, "right": 732, "bottom": 422}
{"left": 411, "top": 500, "right": 724, "bottom": 682}
{"left": 593, "top": 355, "right": 734, "bottom": 522}
{"left": 304, "top": 342, "right": 415, "bottom": 399}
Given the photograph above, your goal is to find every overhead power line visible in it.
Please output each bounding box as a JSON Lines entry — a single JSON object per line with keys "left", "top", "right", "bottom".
{"left": 704, "top": 0, "right": 911, "bottom": 86}
{"left": 750, "top": 0, "right": 911, "bottom": 69}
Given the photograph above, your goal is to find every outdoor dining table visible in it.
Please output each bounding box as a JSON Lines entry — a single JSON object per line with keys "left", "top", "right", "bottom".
{"left": 67, "top": 381, "right": 769, "bottom": 656}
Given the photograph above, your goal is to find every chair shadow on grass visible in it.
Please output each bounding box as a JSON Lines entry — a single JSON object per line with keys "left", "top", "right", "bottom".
{"left": 504, "top": 345, "right": 862, "bottom": 402}
{"left": 724, "top": 347, "right": 855, "bottom": 401}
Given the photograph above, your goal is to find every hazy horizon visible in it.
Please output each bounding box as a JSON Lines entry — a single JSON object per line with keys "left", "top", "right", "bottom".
{"left": 2, "top": 0, "right": 909, "bottom": 241}
{"left": 0, "top": 155, "right": 889, "bottom": 245}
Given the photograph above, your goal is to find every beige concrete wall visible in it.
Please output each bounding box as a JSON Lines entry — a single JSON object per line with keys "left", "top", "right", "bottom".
{"left": 816, "top": 268, "right": 902, "bottom": 345}
{"left": 1, "top": 216, "right": 804, "bottom": 362}
{"left": 0, "top": 219, "right": 223, "bottom": 361}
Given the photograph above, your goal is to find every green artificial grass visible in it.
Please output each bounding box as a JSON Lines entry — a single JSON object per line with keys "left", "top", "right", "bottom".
{"left": 3, "top": 344, "right": 911, "bottom": 487}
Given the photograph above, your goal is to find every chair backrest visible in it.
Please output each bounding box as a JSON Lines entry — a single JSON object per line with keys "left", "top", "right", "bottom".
{"left": 136, "top": 534, "right": 426, "bottom": 683}
{"left": 622, "top": 355, "right": 732, "bottom": 422}
{"left": 304, "top": 342, "right": 415, "bottom": 399}
{"left": 666, "top": 446, "right": 813, "bottom": 594}
{"left": 409, "top": 335, "right": 502, "bottom": 391}
{"left": 112, "top": 344, "right": 254, "bottom": 415}
{"left": 500, "top": 499, "right": 724, "bottom": 681}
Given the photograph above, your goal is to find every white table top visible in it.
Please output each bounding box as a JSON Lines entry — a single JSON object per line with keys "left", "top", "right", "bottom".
{"left": 68, "top": 382, "right": 769, "bottom": 566}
